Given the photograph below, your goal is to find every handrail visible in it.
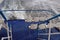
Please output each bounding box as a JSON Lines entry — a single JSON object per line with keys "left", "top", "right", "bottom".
{"left": 0, "top": 9, "right": 60, "bottom": 25}
{"left": 0, "top": 10, "right": 7, "bottom": 21}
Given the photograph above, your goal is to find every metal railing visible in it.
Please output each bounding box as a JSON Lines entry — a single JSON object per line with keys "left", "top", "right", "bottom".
{"left": 0, "top": 9, "right": 60, "bottom": 40}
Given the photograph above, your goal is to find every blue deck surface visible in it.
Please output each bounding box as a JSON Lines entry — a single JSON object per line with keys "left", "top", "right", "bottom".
{"left": 0, "top": 20, "right": 60, "bottom": 40}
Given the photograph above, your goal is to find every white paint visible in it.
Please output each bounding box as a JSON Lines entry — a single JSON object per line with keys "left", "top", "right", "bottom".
{"left": 0, "top": 24, "right": 2, "bottom": 30}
